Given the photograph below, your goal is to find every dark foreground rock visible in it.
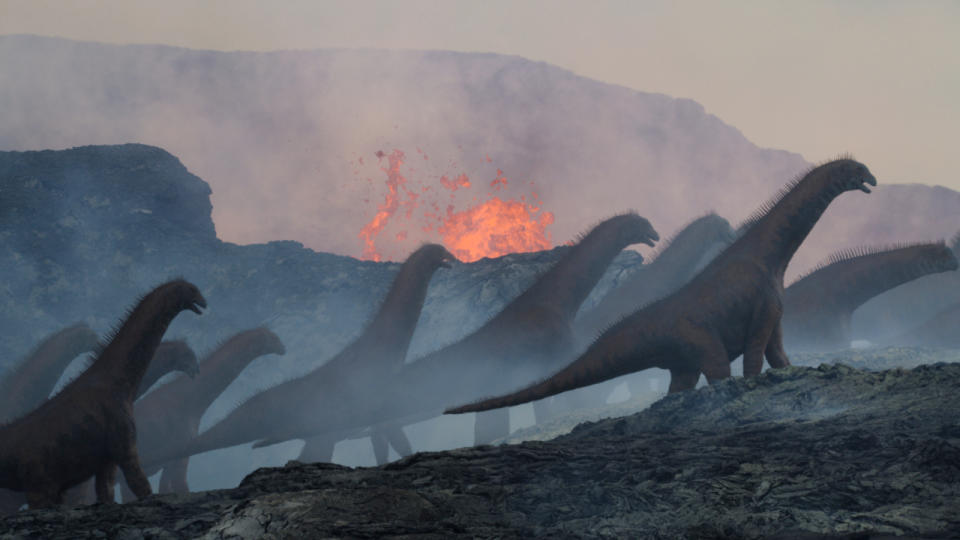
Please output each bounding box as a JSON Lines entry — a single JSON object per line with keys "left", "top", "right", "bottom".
{"left": 2, "top": 358, "right": 959, "bottom": 539}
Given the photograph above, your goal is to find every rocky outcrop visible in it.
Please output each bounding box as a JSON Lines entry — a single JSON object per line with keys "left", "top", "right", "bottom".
{"left": 1, "top": 348, "right": 957, "bottom": 538}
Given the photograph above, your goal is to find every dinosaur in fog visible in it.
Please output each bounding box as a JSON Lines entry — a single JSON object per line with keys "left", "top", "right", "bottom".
{"left": 0, "top": 323, "right": 99, "bottom": 423}
{"left": 120, "top": 328, "right": 284, "bottom": 500}
{"left": 446, "top": 158, "right": 876, "bottom": 415}
{"left": 0, "top": 279, "right": 205, "bottom": 507}
{"left": 153, "top": 245, "right": 455, "bottom": 465}
{"left": 782, "top": 242, "right": 959, "bottom": 352}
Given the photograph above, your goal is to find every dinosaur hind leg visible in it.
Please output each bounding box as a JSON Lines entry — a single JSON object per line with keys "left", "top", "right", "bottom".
{"left": 764, "top": 321, "right": 790, "bottom": 369}
{"left": 370, "top": 430, "right": 389, "bottom": 465}
{"left": 95, "top": 463, "right": 117, "bottom": 503}
{"left": 383, "top": 424, "right": 412, "bottom": 459}
{"left": 668, "top": 369, "right": 701, "bottom": 393}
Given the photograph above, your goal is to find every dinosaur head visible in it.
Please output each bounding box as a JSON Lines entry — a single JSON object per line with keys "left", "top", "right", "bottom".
{"left": 155, "top": 340, "right": 200, "bottom": 378}
{"left": 163, "top": 279, "right": 208, "bottom": 315}
{"left": 248, "top": 327, "right": 287, "bottom": 356}
{"left": 617, "top": 213, "right": 659, "bottom": 248}
{"left": 821, "top": 159, "right": 877, "bottom": 195}
{"left": 924, "top": 243, "right": 960, "bottom": 273}
{"left": 413, "top": 243, "right": 460, "bottom": 270}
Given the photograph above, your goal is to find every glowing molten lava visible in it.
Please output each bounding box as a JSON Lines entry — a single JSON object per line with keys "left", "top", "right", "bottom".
{"left": 440, "top": 198, "right": 554, "bottom": 262}
{"left": 356, "top": 148, "right": 555, "bottom": 262}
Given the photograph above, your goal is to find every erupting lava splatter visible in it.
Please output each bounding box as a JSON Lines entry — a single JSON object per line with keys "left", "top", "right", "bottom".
{"left": 355, "top": 149, "right": 555, "bottom": 262}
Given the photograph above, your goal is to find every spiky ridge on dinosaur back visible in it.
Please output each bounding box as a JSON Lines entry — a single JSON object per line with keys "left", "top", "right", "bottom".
{"left": 0, "top": 323, "right": 99, "bottom": 423}
{"left": 446, "top": 158, "right": 877, "bottom": 415}
{"left": 152, "top": 245, "right": 455, "bottom": 464}
{"left": 126, "top": 327, "right": 284, "bottom": 499}
{"left": 0, "top": 279, "right": 205, "bottom": 508}
{"left": 783, "top": 241, "right": 959, "bottom": 352}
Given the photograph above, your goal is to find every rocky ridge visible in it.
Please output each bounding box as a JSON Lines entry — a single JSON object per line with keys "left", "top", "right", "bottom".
{"left": 1, "top": 349, "right": 958, "bottom": 539}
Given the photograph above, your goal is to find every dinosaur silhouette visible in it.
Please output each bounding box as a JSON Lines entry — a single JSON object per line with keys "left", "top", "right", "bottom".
{"left": 152, "top": 245, "right": 455, "bottom": 465}
{"left": 121, "top": 328, "right": 285, "bottom": 501}
{"left": 58, "top": 339, "right": 201, "bottom": 507}
{"left": 782, "top": 242, "right": 959, "bottom": 351}
{"left": 551, "top": 213, "right": 734, "bottom": 413}
{"left": 257, "top": 212, "right": 661, "bottom": 450}
{"left": 0, "top": 323, "right": 99, "bottom": 423}
{"left": 446, "top": 158, "right": 877, "bottom": 415}
{"left": 137, "top": 340, "right": 200, "bottom": 398}
{"left": 0, "top": 279, "right": 205, "bottom": 507}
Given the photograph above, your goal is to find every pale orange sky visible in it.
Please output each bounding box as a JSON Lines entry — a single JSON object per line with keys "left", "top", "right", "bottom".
{"left": 2, "top": 0, "right": 959, "bottom": 191}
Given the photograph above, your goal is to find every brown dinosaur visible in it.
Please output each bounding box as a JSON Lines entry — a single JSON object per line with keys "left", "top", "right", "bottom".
{"left": 446, "top": 158, "right": 877, "bottom": 415}
{"left": 242, "top": 212, "right": 661, "bottom": 452}
{"left": 553, "top": 213, "right": 734, "bottom": 413}
{"left": 120, "top": 327, "right": 285, "bottom": 501}
{"left": 58, "top": 339, "right": 201, "bottom": 507}
{"left": 150, "top": 244, "right": 455, "bottom": 466}
{"left": 782, "top": 242, "right": 959, "bottom": 352}
{"left": 0, "top": 279, "right": 206, "bottom": 507}
{"left": 0, "top": 323, "right": 99, "bottom": 423}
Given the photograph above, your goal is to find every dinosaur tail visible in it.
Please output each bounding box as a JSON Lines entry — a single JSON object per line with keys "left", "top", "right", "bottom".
{"left": 445, "top": 331, "right": 647, "bottom": 414}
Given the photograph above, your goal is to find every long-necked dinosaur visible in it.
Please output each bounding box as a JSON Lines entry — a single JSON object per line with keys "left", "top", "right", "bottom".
{"left": 121, "top": 327, "right": 284, "bottom": 501}
{"left": 152, "top": 245, "right": 455, "bottom": 466}
{"left": 60, "top": 339, "right": 201, "bottom": 507}
{"left": 0, "top": 279, "right": 206, "bottom": 507}
{"left": 249, "top": 212, "right": 661, "bottom": 452}
{"left": 446, "top": 158, "right": 877, "bottom": 415}
{"left": 137, "top": 340, "right": 200, "bottom": 398}
{"left": 550, "top": 213, "right": 734, "bottom": 414}
{"left": 0, "top": 323, "right": 99, "bottom": 423}
{"left": 782, "top": 242, "right": 959, "bottom": 351}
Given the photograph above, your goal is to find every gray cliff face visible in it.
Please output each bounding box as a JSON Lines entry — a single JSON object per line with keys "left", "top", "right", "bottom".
{"left": 1, "top": 352, "right": 958, "bottom": 539}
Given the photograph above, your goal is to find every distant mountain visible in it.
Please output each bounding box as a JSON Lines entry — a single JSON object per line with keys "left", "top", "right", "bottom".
{"left": 3, "top": 35, "right": 956, "bottom": 277}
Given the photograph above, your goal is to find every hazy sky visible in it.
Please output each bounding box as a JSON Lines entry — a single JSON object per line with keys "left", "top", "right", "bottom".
{"left": 1, "top": 0, "right": 959, "bottom": 192}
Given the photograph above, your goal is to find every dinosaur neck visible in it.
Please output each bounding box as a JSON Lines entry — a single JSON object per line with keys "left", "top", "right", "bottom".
{"left": 518, "top": 228, "right": 632, "bottom": 322}
{"left": 788, "top": 245, "right": 956, "bottom": 313}
{"left": 738, "top": 172, "right": 840, "bottom": 280}
{"left": 362, "top": 259, "right": 439, "bottom": 361}
{"left": 0, "top": 324, "right": 96, "bottom": 419}
{"left": 183, "top": 332, "right": 274, "bottom": 416}
{"left": 93, "top": 291, "right": 182, "bottom": 403}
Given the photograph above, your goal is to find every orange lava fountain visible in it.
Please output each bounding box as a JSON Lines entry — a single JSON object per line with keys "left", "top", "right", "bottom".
{"left": 356, "top": 148, "right": 555, "bottom": 262}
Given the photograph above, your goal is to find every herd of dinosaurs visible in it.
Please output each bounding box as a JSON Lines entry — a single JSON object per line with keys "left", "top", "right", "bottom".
{"left": 1, "top": 158, "right": 958, "bottom": 511}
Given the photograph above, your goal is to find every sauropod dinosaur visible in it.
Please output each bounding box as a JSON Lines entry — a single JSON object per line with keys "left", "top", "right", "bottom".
{"left": 446, "top": 158, "right": 876, "bottom": 415}
{"left": 783, "top": 242, "right": 959, "bottom": 351}
{"left": 137, "top": 340, "right": 200, "bottom": 398}
{"left": 60, "top": 339, "right": 201, "bottom": 507}
{"left": 0, "top": 279, "right": 206, "bottom": 507}
{"left": 0, "top": 323, "right": 99, "bottom": 422}
{"left": 151, "top": 245, "right": 454, "bottom": 465}
{"left": 552, "top": 213, "right": 734, "bottom": 414}
{"left": 253, "top": 212, "right": 661, "bottom": 451}
{"left": 121, "top": 328, "right": 284, "bottom": 501}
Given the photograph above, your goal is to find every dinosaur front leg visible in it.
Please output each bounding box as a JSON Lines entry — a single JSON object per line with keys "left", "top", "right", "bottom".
{"left": 743, "top": 303, "right": 782, "bottom": 377}
{"left": 158, "top": 458, "right": 190, "bottom": 493}
{"left": 668, "top": 369, "right": 701, "bottom": 393}
{"left": 299, "top": 434, "right": 336, "bottom": 463}
{"left": 370, "top": 430, "right": 390, "bottom": 465}
{"left": 94, "top": 463, "right": 117, "bottom": 503}
{"left": 382, "top": 423, "right": 412, "bottom": 459}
